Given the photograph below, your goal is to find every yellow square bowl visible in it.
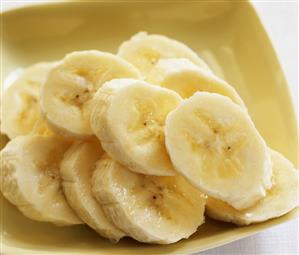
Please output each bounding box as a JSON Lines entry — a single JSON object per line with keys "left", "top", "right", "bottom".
{"left": 1, "top": 1, "right": 298, "bottom": 254}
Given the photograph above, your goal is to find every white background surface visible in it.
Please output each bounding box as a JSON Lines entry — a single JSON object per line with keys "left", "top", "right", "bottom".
{"left": 1, "top": 1, "right": 298, "bottom": 255}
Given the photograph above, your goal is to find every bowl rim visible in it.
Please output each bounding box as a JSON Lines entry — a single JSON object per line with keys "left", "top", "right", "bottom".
{"left": 1, "top": 1, "right": 298, "bottom": 254}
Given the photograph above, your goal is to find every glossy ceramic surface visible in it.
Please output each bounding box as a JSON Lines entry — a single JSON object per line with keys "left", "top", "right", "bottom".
{"left": 1, "top": 1, "right": 298, "bottom": 254}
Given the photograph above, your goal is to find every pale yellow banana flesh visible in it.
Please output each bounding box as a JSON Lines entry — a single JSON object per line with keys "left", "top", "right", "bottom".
{"left": 118, "top": 32, "right": 211, "bottom": 79}
{"left": 0, "top": 32, "right": 297, "bottom": 241}
{"left": 0, "top": 135, "right": 82, "bottom": 226}
{"left": 147, "top": 58, "right": 245, "bottom": 108}
{"left": 91, "top": 78, "right": 182, "bottom": 176}
{"left": 1, "top": 62, "right": 55, "bottom": 139}
{"left": 41, "top": 50, "right": 142, "bottom": 138}
{"left": 206, "top": 150, "right": 299, "bottom": 225}
{"left": 60, "top": 140, "right": 125, "bottom": 241}
{"left": 165, "top": 92, "right": 272, "bottom": 210}
{"left": 92, "top": 156, "right": 206, "bottom": 244}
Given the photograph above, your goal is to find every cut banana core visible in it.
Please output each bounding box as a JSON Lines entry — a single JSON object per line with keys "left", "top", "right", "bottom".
{"left": 41, "top": 50, "right": 142, "bottom": 138}
{"left": 1, "top": 62, "right": 55, "bottom": 139}
{"left": 60, "top": 140, "right": 125, "bottom": 241}
{"left": 0, "top": 135, "right": 82, "bottom": 225}
{"left": 91, "top": 78, "right": 182, "bottom": 176}
{"left": 206, "top": 150, "right": 299, "bottom": 225}
{"left": 147, "top": 58, "right": 245, "bottom": 107}
{"left": 92, "top": 156, "right": 206, "bottom": 244}
{"left": 165, "top": 92, "right": 272, "bottom": 210}
{"left": 118, "top": 32, "right": 211, "bottom": 79}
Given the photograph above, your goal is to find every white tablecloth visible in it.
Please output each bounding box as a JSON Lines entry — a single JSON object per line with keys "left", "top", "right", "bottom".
{"left": 2, "top": 1, "right": 298, "bottom": 254}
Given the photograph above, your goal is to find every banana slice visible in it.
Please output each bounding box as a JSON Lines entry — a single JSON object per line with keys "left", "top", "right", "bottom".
{"left": 60, "top": 140, "right": 125, "bottom": 241}
{"left": 0, "top": 135, "right": 82, "bottom": 226}
{"left": 206, "top": 150, "right": 299, "bottom": 225}
{"left": 92, "top": 156, "right": 206, "bottom": 244}
{"left": 147, "top": 58, "right": 245, "bottom": 107}
{"left": 91, "top": 78, "right": 182, "bottom": 176}
{"left": 40, "top": 50, "right": 142, "bottom": 139}
{"left": 30, "top": 117, "right": 54, "bottom": 137}
{"left": 1, "top": 62, "right": 55, "bottom": 139}
{"left": 118, "top": 32, "right": 211, "bottom": 79}
{"left": 2, "top": 67, "right": 23, "bottom": 91}
{"left": 165, "top": 92, "right": 272, "bottom": 210}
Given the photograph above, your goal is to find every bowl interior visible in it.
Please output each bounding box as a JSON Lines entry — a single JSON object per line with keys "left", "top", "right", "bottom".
{"left": 1, "top": 1, "right": 298, "bottom": 254}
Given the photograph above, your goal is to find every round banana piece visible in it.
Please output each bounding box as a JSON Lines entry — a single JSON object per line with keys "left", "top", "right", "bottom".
{"left": 91, "top": 78, "right": 182, "bottom": 176}
{"left": 92, "top": 156, "right": 206, "bottom": 244}
{"left": 118, "top": 32, "right": 211, "bottom": 79}
{"left": 1, "top": 62, "right": 55, "bottom": 139}
{"left": 147, "top": 58, "right": 245, "bottom": 107}
{"left": 0, "top": 135, "right": 82, "bottom": 226}
{"left": 165, "top": 92, "right": 272, "bottom": 210}
{"left": 30, "top": 117, "right": 54, "bottom": 137}
{"left": 40, "top": 50, "right": 142, "bottom": 138}
{"left": 60, "top": 140, "right": 125, "bottom": 241}
{"left": 206, "top": 150, "right": 299, "bottom": 225}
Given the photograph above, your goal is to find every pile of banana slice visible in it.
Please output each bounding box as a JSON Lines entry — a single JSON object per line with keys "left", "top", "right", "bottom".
{"left": 1, "top": 32, "right": 298, "bottom": 244}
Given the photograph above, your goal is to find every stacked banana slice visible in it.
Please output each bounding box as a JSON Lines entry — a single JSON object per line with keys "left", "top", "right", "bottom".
{"left": 1, "top": 32, "right": 298, "bottom": 244}
{"left": 1, "top": 62, "right": 56, "bottom": 138}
